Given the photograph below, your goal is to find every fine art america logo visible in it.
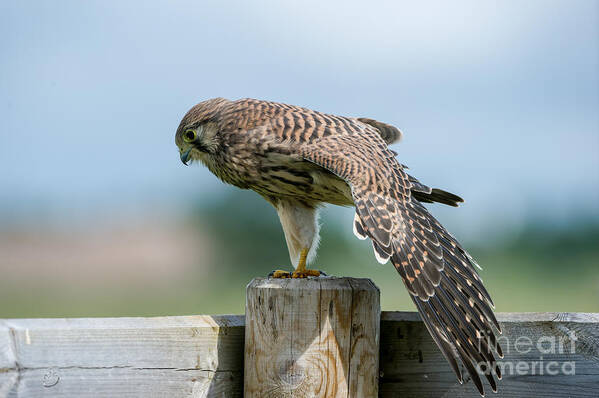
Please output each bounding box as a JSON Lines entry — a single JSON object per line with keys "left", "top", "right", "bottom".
{"left": 476, "top": 328, "right": 577, "bottom": 376}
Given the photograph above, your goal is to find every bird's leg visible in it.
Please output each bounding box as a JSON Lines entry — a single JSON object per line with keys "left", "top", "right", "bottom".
{"left": 268, "top": 248, "right": 323, "bottom": 278}
{"left": 291, "top": 248, "right": 321, "bottom": 278}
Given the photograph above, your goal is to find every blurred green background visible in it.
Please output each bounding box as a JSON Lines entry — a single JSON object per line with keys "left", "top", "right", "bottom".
{"left": 1, "top": 191, "right": 597, "bottom": 318}
{"left": 1, "top": 1, "right": 598, "bottom": 318}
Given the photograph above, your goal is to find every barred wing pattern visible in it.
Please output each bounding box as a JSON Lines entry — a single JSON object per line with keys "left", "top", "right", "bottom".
{"left": 297, "top": 131, "right": 503, "bottom": 396}
{"left": 177, "top": 98, "right": 502, "bottom": 395}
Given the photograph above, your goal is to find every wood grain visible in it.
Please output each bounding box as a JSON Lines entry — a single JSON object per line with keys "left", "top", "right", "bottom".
{"left": 244, "top": 277, "right": 380, "bottom": 397}
{"left": 1, "top": 308, "right": 597, "bottom": 397}
{"left": 0, "top": 315, "right": 244, "bottom": 397}
{"left": 379, "top": 312, "right": 599, "bottom": 397}
{"left": 347, "top": 278, "right": 380, "bottom": 397}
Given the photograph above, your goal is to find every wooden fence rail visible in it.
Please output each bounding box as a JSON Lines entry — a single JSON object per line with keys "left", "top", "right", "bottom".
{"left": 1, "top": 277, "right": 597, "bottom": 397}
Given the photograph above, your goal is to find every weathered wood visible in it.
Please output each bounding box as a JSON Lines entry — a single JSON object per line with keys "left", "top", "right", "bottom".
{"left": 244, "top": 277, "right": 380, "bottom": 398}
{"left": 347, "top": 278, "right": 380, "bottom": 397}
{"left": 0, "top": 315, "right": 244, "bottom": 397}
{"left": 1, "top": 309, "right": 597, "bottom": 397}
{"left": 379, "top": 312, "right": 599, "bottom": 397}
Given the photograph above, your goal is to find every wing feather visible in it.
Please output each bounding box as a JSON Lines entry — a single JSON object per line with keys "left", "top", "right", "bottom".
{"left": 294, "top": 129, "right": 500, "bottom": 396}
{"left": 353, "top": 213, "right": 368, "bottom": 240}
{"left": 356, "top": 117, "right": 403, "bottom": 144}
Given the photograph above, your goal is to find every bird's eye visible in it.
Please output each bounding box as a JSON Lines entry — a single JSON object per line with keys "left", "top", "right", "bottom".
{"left": 183, "top": 129, "right": 197, "bottom": 142}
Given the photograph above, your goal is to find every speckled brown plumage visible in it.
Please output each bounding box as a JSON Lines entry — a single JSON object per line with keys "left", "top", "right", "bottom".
{"left": 175, "top": 97, "right": 502, "bottom": 396}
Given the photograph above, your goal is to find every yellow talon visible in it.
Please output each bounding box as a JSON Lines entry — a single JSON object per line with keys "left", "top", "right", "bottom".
{"left": 270, "top": 270, "right": 291, "bottom": 278}
{"left": 291, "top": 269, "right": 321, "bottom": 278}
{"left": 268, "top": 248, "right": 324, "bottom": 279}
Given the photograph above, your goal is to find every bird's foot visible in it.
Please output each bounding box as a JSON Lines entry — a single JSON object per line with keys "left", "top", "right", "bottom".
{"left": 291, "top": 269, "right": 323, "bottom": 278}
{"left": 268, "top": 269, "right": 327, "bottom": 279}
{"left": 268, "top": 270, "right": 291, "bottom": 278}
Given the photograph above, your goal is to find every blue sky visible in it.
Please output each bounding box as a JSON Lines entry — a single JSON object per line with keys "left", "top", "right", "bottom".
{"left": 1, "top": 0, "right": 597, "bottom": 237}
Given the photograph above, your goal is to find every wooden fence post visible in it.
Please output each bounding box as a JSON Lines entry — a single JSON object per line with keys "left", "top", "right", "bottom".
{"left": 244, "top": 277, "right": 380, "bottom": 398}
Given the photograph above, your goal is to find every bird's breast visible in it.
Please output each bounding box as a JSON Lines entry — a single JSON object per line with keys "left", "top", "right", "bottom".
{"left": 207, "top": 137, "right": 352, "bottom": 206}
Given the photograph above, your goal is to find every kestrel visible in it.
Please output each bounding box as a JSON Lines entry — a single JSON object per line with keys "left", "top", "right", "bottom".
{"left": 175, "top": 98, "right": 502, "bottom": 395}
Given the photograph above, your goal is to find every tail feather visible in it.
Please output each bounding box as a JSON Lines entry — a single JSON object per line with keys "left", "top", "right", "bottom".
{"left": 408, "top": 173, "right": 464, "bottom": 207}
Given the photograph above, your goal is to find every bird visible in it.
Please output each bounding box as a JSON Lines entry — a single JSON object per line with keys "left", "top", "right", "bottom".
{"left": 175, "top": 97, "right": 502, "bottom": 396}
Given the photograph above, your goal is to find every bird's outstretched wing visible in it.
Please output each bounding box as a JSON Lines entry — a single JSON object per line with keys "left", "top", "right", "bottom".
{"left": 295, "top": 129, "right": 502, "bottom": 396}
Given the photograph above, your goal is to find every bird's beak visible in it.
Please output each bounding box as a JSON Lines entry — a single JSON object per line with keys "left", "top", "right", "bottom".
{"left": 180, "top": 148, "right": 192, "bottom": 166}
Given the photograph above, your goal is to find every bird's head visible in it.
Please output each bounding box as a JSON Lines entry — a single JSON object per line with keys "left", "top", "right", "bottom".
{"left": 175, "top": 98, "right": 228, "bottom": 165}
